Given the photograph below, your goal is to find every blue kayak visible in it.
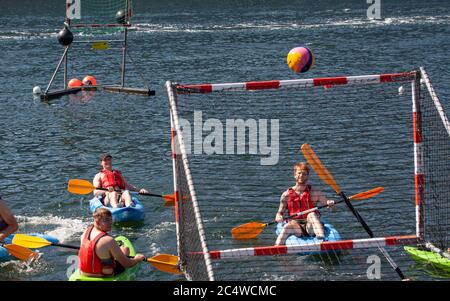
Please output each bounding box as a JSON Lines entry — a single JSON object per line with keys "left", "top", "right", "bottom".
{"left": 89, "top": 194, "right": 145, "bottom": 223}
{"left": 0, "top": 233, "right": 59, "bottom": 262}
{"left": 275, "top": 221, "right": 342, "bottom": 255}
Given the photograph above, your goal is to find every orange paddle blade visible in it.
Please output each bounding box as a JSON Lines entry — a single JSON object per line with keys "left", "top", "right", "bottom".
{"left": 349, "top": 187, "right": 384, "bottom": 200}
{"left": 231, "top": 222, "right": 267, "bottom": 240}
{"left": 3, "top": 244, "right": 38, "bottom": 261}
{"left": 67, "top": 179, "right": 95, "bottom": 195}
{"left": 147, "top": 254, "right": 182, "bottom": 275}
{"left": 301, "top": 144, "right": 341, "bottom": 194}
{"left": 162, "top": 194, "right": 190, "bottom": 206}
{"left": 162, "top": 194, "right": 175, "bottom": 206}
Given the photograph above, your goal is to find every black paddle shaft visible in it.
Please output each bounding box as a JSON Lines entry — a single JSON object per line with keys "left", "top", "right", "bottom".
{"left": 43, "top": 243, "right": 146, "bottom": 259}
{"left": 266, "top": 199, "right": 343, "bottom": 227}
{"left": 339, "top": 192, "right": 375, "bottom": 237}
{"left": 53, "top": 243, "right": 80, "bottom": 250}
{"left": 338, "top": 191, "right": 407, "bottom": 280}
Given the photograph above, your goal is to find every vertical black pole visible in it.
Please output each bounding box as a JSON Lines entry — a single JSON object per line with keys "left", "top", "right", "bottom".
{"left": 64, "top": 46, "right": 68, "bottom": 89}
{"left": 121, "top": 27, "right": 128, "bottom": 87}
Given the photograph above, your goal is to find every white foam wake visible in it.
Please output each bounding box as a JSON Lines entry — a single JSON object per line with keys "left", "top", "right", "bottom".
{"left": 15, "top": 215, "right": 89, "bottom": 243}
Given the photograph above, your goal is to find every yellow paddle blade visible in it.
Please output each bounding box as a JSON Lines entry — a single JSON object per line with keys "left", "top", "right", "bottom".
{"left": 3, "top": 244, "right": 38, "bottom": 261}
{"left": 231, "top": 222, "right": 267, "bottom": 240}
{"left": 92, "top": 41, "right": 109, "bottom": 50}
{"left": 12, "top": 234, "right": 52, "bottom": 249}
{"left": 301, "top": 144, "right": 341, "bottom": 194}
{"left": 349, "top": 187, "right": 384, "bottom": 200}
{"left": 67, "top": 179, "right": 96, "bottom": 195}
{"left": 147, "top": 254, "right": 182, "bottom": 275}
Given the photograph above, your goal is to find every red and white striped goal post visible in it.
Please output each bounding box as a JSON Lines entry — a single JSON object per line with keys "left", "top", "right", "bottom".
{"left": 176, "top": 71, "right": 417, "bottom": 94}
{"left": 193, "top": 235, "right": 418, "bottom": 260}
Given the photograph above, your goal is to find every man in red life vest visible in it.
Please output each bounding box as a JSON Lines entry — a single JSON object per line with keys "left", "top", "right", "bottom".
{"left": 0, "top": 196, "right": 19, "bottom": 243}
{"left": 78, "top": 208, "right": 145, "bottom": 277}
{"left": 93, "top": 153, "right": 149, "bottom": 208}
{"left": 275, "top": 162, "right": 335, "bottom": 245}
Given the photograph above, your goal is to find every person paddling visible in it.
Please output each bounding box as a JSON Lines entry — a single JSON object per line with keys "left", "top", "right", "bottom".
{"left": 275, "top": 162, "right": 335, "bottom": 246}
{"left": 78, "top": 208, "right": 144, "bottom": 277}
{"left": 93, "top": 153, "right": 149, "bottom": 208}
{"left": 0, "top": 196, "right": 19, "bottom": 243}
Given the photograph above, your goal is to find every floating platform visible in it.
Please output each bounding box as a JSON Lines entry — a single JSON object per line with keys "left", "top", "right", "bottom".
{"left": 102, "top": 85, "right": 155, "bottom": 96}
{"left": 40, "top": 85, "right": 155, "bottom": 101}
{"left": 40, "top": 87, "right": 83, "bottom": 101}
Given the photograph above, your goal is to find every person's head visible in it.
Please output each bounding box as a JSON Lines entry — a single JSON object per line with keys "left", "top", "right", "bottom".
{"left": 93, "top": 208, "right": 113, "bottom": 232}
{"left": 293, "top": 162, "right": 310, "bottom": 184}
{"left": 99, "top": 153, "right": 113, "bottom": 170}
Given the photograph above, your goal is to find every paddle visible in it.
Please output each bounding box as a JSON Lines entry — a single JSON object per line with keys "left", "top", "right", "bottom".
{"left": 231, "top": 187, "right": 384, "bottom": 240}
{"left": 301, "top": 143, "right": 409, "bottom": 281}
{"left": 12, "top": 234, "right": 181, "bottom": 275}
{"left": 12, "top": 234, "right": 79, "bottom": 250}
{"left": 67, "top": 179, "right": 175, "bottom": 206}
{"left": 1, "top": 243, "right": 38, "bottom": 261}
{"left": 147, "top": 254, "right": 182, "bottom": 275}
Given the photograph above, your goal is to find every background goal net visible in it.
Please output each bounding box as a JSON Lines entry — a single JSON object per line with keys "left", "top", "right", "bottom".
{"left": 66, "top": 0, "right": 132, "bottom": 28}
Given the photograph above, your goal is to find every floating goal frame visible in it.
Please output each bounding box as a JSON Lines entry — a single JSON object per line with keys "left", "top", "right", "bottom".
{"left": 40, "top": 0, "right": 155, "bottom": 101}
{"left": 166, "top": 67, "right": 449, "bottom": 280}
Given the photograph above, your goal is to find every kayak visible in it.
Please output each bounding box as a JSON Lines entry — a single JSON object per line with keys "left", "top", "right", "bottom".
{"left": 0, "top": 233, "right": 59, "bottom": 262}
{"left": 404, "top": 246, "right": 450, "bottom": 273}
{"left": 275, "top": 221, "right": 342, "bottom": 255}
{"left": 89, "top": 194, "right": 145, "bottom": 223}
{"left": 68, "top": 235, "right": 140, "bottom": 281}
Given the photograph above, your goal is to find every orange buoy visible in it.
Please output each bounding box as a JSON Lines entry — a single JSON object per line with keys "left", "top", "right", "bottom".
{"left": 82, "top": 75, "right": 97, "bottom": 86}
{"left": 68, "top": 78, "right": 83, "bottom": 88}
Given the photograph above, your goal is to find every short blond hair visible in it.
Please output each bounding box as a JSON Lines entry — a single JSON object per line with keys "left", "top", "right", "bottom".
{"left": 293, "top": 162, "right": 309, "bottom": 175}
{"left": 93, "top": 208, "right": 112, "bottom": 221}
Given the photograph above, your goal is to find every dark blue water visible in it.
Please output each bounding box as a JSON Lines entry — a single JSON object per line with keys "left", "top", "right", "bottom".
{"left": 0, "top": 0, "right": 449, "bottom": 280}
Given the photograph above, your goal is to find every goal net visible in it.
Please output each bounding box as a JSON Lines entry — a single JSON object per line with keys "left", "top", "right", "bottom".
{"left": 417, "top": 68, "right": 450, "bottom": 254}
{"left": 166, "top": 68, "right": 449, "bottom": 280}
{"left": 65, "top": 0, "right": 131, "bottom": 29}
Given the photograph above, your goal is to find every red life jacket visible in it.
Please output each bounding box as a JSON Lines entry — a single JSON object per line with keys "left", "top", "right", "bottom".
{"left": 100, "top": 169, "right": 126, "bottom": 190}
{"left": 287, "top": 185, "right": 318, "bottom": 219}
{"left": 78, "top": 225, "right": 116, "bottom": 276}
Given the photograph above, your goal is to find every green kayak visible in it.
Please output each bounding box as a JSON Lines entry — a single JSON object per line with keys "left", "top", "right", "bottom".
{"left": 404, "top": 246, "right": 450, "bottom": 273}
{"left": 69, "top": 236, "right": 140, "bottom": 281}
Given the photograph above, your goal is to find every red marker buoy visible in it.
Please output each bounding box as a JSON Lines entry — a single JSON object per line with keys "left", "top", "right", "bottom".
{"left": 82, "top": 75, "right": 97, "bottom": 86}
{"left": 68, "top": 78, "right": 83, "bottom": 88}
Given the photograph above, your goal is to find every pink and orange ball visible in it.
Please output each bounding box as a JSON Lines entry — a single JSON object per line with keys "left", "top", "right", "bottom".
{"left": 287, "top": 47, "right": 315, "bottom": 73}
